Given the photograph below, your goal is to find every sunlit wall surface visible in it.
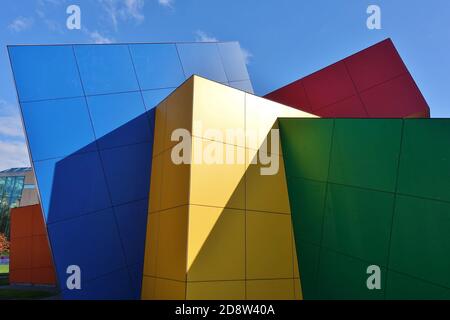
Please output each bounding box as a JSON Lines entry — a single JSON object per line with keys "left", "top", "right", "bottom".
{"left": 8, "top": 42, "right": 253, "bottom": 299}
{"left": 142, "top": 76, "right": 314, "bottom": 300}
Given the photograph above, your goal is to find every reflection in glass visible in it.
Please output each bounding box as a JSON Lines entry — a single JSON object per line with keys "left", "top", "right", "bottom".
{"left": 177, "top": 43, "right": 228, "bottom": 84}
{"left": 74, "top": 44, "right": 139, "bottom": 95}
{"left": 8, "top": 45, "right": 84, "bottom": 102}
{"left": 218, "top": 42, "right": 250, "bottom": 82}
{"left": 130, "top": 44, "right": 185, "bottom": 90}
{"left": 0, "top": 176, "right": 26, "bottom": 238}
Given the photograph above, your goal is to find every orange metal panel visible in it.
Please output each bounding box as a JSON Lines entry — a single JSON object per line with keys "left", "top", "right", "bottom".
{"left": 9, "top": 205, "right": 57, "bottom": 286}
{"left": 9, "top": 268, "right": 32, "bottom": 284}
{"left": 10, "top": 206, "right": 32, "bottom": 239}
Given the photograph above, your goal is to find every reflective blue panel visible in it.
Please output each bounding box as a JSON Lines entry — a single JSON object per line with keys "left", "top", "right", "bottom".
{"left": 129, "top": 262, "right": 144, "bottom": 299}
{"left": 114, "top": 199, "right": 148, "bottom": 266}
{"left": 74, "top": 45, "right": 139, "bottom": 95}
{"left": 9, "top": 42, "right": 254, "bottom": 300}
{"left": 33, "top": 159, "right": 58, "bottom": 221}
{"left": 62, "top": 267, "right": 134, "bottom": 300}
{"left": 35, "top": 151, "right": 111, "bottom": 224}
{"left": 147, "top": 106, "right": 156, "bottom": 133}
{"left": 128, "top": 264, "right": 144, "bottom": 300}
{"left": 129, "top": 44, "right": 185, "bottom": 90}
{"left": 100, "top": 142, "right": 152, "bottom": 206}
{"left": 8, "top": 45, "right": 83, "bottom": 102}
{"left": 48, "top": 208, "right": 127, "bottom": 288}
{"left": 218, "top": 42, "right": 250, "bottom": 82}
{"left": 229, "top": 80, "right": 254, "bottom": 94}
{"left": 142, "top": 88, "right": 175, "bottom": 111}
{"left": 21, "top": 98, "right": 96, "bottom": 161}
{"left": 87, "top": 92, "right": 150, "bottom": 150}
{"left": 177, "top": 43, "right": 228, "bottom": 83}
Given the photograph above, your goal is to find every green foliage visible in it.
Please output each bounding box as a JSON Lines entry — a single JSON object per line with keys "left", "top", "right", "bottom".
{"left": 0, "top": 265, "right": 9, "bottom": 275}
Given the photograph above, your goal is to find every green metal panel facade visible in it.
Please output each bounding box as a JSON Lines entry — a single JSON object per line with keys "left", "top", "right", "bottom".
{"left": 279, "top": 118, "right": 450, "bottom": 300}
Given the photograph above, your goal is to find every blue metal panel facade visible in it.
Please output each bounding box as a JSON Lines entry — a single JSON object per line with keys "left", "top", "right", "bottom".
{"left": 8, "top": 41, "right": 253, "bottom": 299}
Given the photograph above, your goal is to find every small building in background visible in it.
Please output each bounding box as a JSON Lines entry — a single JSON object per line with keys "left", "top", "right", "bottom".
{"left": 0, "top": 167, "right": 39, "bottom": 239}
{"left": 0, "top": 167, "right": 56, "bottom": 286}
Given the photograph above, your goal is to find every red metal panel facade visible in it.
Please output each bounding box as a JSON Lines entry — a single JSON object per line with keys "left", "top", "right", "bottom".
{"left": 265, "top": 39, "right": 430, "bottom": 118}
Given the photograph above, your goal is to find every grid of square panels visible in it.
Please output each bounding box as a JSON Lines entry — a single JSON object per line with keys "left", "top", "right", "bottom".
{"left": 8, "top": 42, "right": 253, "bottom": 300}
{"left": 280, "top": 118, "right": 450, "bottom": 300}
{"left": 265, "top": 39, "right": 430, "bottom": 118}
{"left": 142, "top": 78, "right": 306, "bottom": 299}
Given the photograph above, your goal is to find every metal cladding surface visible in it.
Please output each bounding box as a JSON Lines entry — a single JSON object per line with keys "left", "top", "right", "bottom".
{"left": 279, "top": 118, "right": 450, "bottom": 299}
{"left": 265, "top": 39, "right": 430, "bottom": 118}
{"left": 8, "top": 42, "right": 253, "bottom": 299}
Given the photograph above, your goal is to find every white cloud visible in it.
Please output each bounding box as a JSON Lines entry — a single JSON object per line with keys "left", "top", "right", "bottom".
{"left": 194, "top": 31, "right": 252, "bottom": 65}
{"left": 38, "top": 0, "right": 65, "bottom": 5}
{"left": 44, "top": 19, "right": 65, "bottom": 34}
{"left": 99, "top": 0, "right": 145, "bottom": 30}
{"left": 240, "top": 47, "right": 253, "bottom": 65}
{"left": 0, "top": 116, "right": 24, "bottom": 139}
{"left": 81, "top": 27, "right": 115, "bottom": 44}
{"left": 0, "top": 101, "right": 29, "bottom": 171}
{"left": 0, "top": 141, "right": 30, "bottom": 172}
{"left": 0, "top": 100, "right": 19, "bottom": 116}
{"left": 36, "top": 0, "right": 66, "bottom": 34}
{"left": 125, "top": 0, "right": 145, "bottom": 21}
{"left": 195, "top": 30, "right": 218, "bottom": 42}
{"left": 8, "top": 17, "right": 34, "bottom": 32}
{"left": 0, "top": 101, "right": 25, "bottom": 139}
{"left": 158, "top": 0, "right": 173, "bottom": 7}
{"left": 89, "top": 31, "right": 115, "bottom": 44}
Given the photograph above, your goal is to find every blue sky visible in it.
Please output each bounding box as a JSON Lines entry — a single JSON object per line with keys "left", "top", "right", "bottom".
{"left": 0, "top": 0, "right": 449, "bottom": 170}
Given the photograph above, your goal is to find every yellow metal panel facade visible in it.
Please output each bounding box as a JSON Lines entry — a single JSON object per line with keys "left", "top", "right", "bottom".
{"left": 187, "top": 206, "right": 245, "bottom": 281}
{"left": 142, "top": 76, "right": 313, "bottom": 300}
{"left": 190, "top": 138, "right": 246, "bottom": 210}
{"left": 192, "top": 77, "right": 246, "bottom": 147}
{"left": 246, "top": 279, "right": 296, "bottom": 300}
{"left": 186, "top": 281, "right": 246, "bottom": 300}
{"left": 246, "top": 211, "right": 294, "bottom": 280}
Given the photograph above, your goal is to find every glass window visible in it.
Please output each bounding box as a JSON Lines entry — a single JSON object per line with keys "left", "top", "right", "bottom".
{"left": 8, "top": 45, "right": 84, "bottom": 102}
{"left": 3, "top": 177, "right": 13, "bottom": 201}
{"left": 0, "top": 176, "right": 25, "bottom": 238}
{"left": 129, "top": 44, "right": 185, "bottom": 90}
{"left": 74, "top": 44, "right": 139, "bottom": 95}
{"left": 10, "top": 177, "right": 25, "bottom": 208}
{"left": 0, "top": 177, "right": 5, "bottom": 195}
